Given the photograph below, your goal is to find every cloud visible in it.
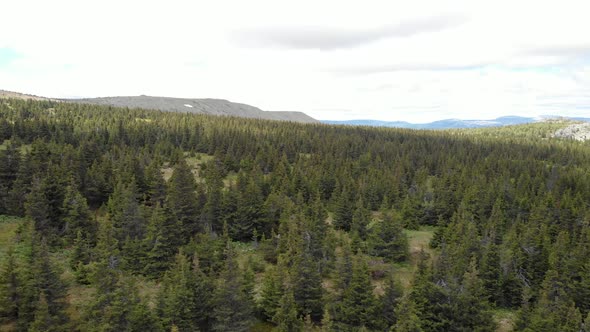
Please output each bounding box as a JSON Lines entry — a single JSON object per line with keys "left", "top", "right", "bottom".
{"left": 326, "top": 63, "right": 486, "bottom": 75}
{"left": 1, "top": 0, "right": 590, "bottom": 122}
{"left": 231, "top": 14, "right": 467, "bottom": 50}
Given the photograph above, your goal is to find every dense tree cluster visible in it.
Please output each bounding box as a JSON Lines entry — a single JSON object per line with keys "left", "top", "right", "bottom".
{"left": 1, "top": 98, "right": 590, "bottom": 331}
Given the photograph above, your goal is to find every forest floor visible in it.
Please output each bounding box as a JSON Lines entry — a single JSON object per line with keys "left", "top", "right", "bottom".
{"left": 0, "top": 215, "right": 24, "bottom": 258}
{"left": 395, "top": 227, "right": 436, "bottom": 288}
{"left": 493, "top": 309, "right": 516, "bottom": 332}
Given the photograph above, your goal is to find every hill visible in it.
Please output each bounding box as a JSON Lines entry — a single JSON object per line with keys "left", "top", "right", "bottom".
{"left": 69, "top": 95, "right": 318, "bottom": 123}
{"left": 0, "top": 89, "right": 53, "bottom": 101}
{"left": 0, "top": 90, "right": 318, "bottom": 123}
{"left": 323, "top": 115, "right": 590, "bottom": 129}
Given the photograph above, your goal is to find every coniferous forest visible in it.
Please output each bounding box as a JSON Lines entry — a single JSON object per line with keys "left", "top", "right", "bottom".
{"left": 1, "top": 98, "right": 590, "bottom": 332}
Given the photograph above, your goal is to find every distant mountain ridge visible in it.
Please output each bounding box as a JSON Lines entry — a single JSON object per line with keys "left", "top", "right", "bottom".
{"left": 0, "top": 90, "right": 318, "bottom": 123}
{"left": 323, "top": 115, "right": 590, "bottom": 129}
{"left": 70, "top": 95, "right": 318, "bottom": 123}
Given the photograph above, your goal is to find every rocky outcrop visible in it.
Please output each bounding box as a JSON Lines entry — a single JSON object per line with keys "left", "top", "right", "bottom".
{"left": 553, "top": 122, "right": 590, "bottom": 141}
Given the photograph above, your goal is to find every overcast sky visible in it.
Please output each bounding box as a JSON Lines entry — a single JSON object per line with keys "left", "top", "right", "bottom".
{"left": 1, "top": 0, "right": 589, "bottom": 122}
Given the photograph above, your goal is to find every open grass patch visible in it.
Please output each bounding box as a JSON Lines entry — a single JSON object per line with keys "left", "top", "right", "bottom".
{"left": 0, "top": 139, "right": 31, "bottom": 154}
{"left": 0, "top": 215, "right": 26, "bottom": 258}
{"left": 393, "top": 226, "right": 437, "bottom": 289}
{"left": 493, "top": 309, "right": 516, "bottom": 332}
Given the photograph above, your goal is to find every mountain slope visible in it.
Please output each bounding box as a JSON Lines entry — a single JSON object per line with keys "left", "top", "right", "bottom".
{"left": 69, "top": 95, "right": 318, "bottom": 123}
{"left": 0, "top": 89, "right": 53, "bottom": 101}
{"left": 1, "top": 90, "right": 318, "bottom": 123}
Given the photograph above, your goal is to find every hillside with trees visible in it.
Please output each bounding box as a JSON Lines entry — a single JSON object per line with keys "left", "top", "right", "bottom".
{"left": 1, "top": 98, "right": 590, "bottom": 331}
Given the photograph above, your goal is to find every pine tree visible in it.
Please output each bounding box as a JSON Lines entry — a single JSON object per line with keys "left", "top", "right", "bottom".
{"left": 453, "top": 257, "right": 495, "bottom": 331}
{"left": 7, "top": 153, "right": 33, "bottom": 216}
{"left": 0, "top": 247, "right": 19, "bottom": 323}
{"left": 292, "top": 238, "right": 324, "bottom": 321}
{"left": 25, "top": 176, "right": 51, "bottom": 235}
{"left": 479, "top": 242, "right": 502, "bottom": 306}
{"left": 166, "top": 158, "right": 201, "bottom": 240}
{"left": 233, "top": 174, "right": 265, "bottom": 241}
{"left": 211, "top": 246, "right": 253, "bottom": 332}
{"left": 33, "top": 239, "right": 69, "bottom": 329}
{"left": 379, "top": 268, "right": 404, "bottom": 329}
{"left": 258, "top": 265, "right": 285, "bottom": 321}
{"left": 350, "top": 199, "right": 370, "bottom": 240}
{"left": 336, "top": 254, "right": 377, "bottom": 329}
{"left": 158, "top": 252, "right": 201, "bottom": 331}
{"left": 0, "top": 142, "right": 20, "bottom": 214}
{"left": 107, "top": 180, "right": 145, "bottom": 243}
{"left": 273, "top": 289, "right": 304, "bottom": 332}
{"left": 83, "top": 220, "right": 121, "bottom": 329}
{"left": 143, "top": 203, "right": 179, "bottom": 278}
{"left": 334, "top": 240, "right": 353, "bottom": 297}
{"left": 333, "top": 187, "right": 354, "bottom": 231}
{"left": 368, "top": 212, "right": 408, "bottom": 263}
{"left": 392, "top": 295, "right": 423, "bottom": 332}
{"left": 144, "top": 159, "right": 167, "bottom": 207}
{"left": 560, "top": 303, "right": 583, "bottom": 332}
{"left": 320, "top": 307, "right": 334, "bottom": 332}
{"left": 202, "top": 160, "right": 225, "bottom": 233}
{"left": 105, "top": 277, "right": 161, "bottom": 332}
{"left": 70, "top": 230, "right": 92, "bottom": 284}
{"left": 61, "top": 181, "right": 96, "bottom": 245}
{"left": 28, "top": 293, "right": 55, "bottom": 332}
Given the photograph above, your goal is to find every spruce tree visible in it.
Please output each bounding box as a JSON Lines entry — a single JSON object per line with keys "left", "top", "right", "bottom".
{"left": 453, "top": 257, "right": 495, "bottom": 332}
{"left": 258, "top": 265, "right": 285, "bottom": 321}
{"left": 158, "top": 252, "right": 199, "bottom": 331}
{"left": 0, "top": 248, "right": 19, "bottom": 323}
{"left": 25, "top": 176, "right": 51, "bottom": 235}
{"left": 368, "top": 212, "right": 408, "bottom": 263}
{"left": 392, "top": 295, "right": 423, "bottom": 332}
{"left": 211, "top": 246, "right": 253, "bottom": 332}
{"left": 29, "top": 293, "right": 55, "bottom": 332}
{"left": 379, "top": 268, "right": 404, "bottom": 330}
{"left": 143, "top": 203, "right": 179, "bottom": 278}
{"left": 32, "top": 239, "right": 69, "bottom": 330}
{"left": 273, "top": 289, "right": 304, "bottom": 332}
{"left": 292, "top": 238, "right": 324, "bottom": 321}
{"left": 336, "top": 254, "right": 377, "bottom": 330}
{"left": 61, "top": 181, "right": 96, "bottom": 245}
{"left": 166, "top": 158, "right": 200, "bottom": 240}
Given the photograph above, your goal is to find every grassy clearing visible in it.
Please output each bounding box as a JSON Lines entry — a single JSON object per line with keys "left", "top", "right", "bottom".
{"left": 395, "top": 227, "right": 436, "bottom": 289}
{"left": 493, "top": 309, "right": 516, "bottom": 332}
{"left": 161, "top": 153, "right": 215, "bottom": 182}
{"left": 0, "top": 139, "right": 31, "bottom": 154}
{"left": 0, "top": 215, "right": 26, "bottom": 258}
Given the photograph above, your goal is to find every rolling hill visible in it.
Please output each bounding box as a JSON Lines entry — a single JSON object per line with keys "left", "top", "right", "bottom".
{"left": 323, "top": 115, "right": 590, "bottom": 129}
{"left": 0, "top": 90, "right": 318, "bottom": 123}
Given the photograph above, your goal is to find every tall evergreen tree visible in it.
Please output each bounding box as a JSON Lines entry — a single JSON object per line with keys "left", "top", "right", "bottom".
{"left": 143, "top": 203, "right": 179, "bottom": 278}
{"left": 211, "top": 246, "right": 253, "bottom": 332}
{"left": 335, "top": 254, "right": 377, "bottom": 330}
{"left": 166, "top": 158, "right": 201, "bottom": 240}
{"left": 273, "top": 289, "right": 304, "bottom": 332}
{"left": 61, "top": 181, "right": 96, "bottom": 245}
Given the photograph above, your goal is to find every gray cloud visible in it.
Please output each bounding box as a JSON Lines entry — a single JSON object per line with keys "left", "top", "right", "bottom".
{"left": 326, "top": 62, "right": 486, "bottom": 75}
{"left": 526, "top": 44, "right": 590, "bottom": 58}
{"left": 232, "top": 14, "right": 467, "bottom": 50}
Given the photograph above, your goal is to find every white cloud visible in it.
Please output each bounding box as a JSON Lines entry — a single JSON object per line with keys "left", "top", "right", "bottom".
{"left": 0, "top": 0, "right": 589, "bottom": 121}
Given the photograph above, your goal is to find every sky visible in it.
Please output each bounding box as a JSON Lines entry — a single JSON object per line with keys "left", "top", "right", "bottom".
{"left": 1, "top": 0, "right": 589, "bottom": 122}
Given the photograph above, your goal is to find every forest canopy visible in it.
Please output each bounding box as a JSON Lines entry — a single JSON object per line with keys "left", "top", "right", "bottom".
{"left": 1, "top": 98, "right": 590, "bottom": 331}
